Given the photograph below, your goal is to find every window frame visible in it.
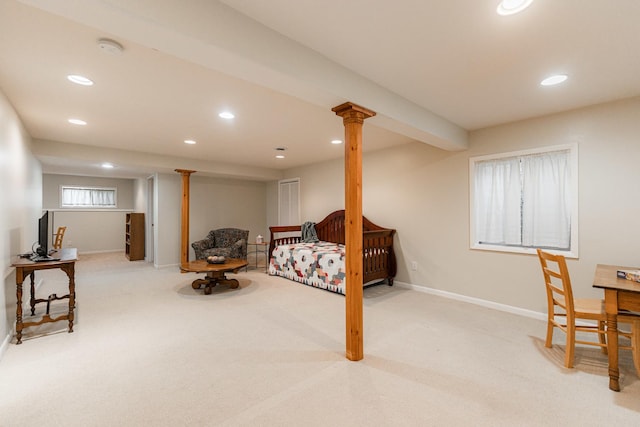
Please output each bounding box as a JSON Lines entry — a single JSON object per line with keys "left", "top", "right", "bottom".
{"left": 469, "top": 143, "right": 579, "bottom": 258}
{"left": 59, "top": 185, "right": 118, "bottom": 209}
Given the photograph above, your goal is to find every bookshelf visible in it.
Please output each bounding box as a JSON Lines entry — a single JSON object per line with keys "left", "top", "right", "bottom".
{"left": 125, "top": 213, "right": 145, "bottom": 261}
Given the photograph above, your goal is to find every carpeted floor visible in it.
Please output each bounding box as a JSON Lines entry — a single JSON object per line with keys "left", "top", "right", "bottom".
{"left": 0, "top": 252, "right": 638, "bottom": 426}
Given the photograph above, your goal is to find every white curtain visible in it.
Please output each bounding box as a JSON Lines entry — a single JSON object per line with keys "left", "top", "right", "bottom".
{"left": 91, "top": 189, "right": 115, "bottom": 206}
{"left": 474, "top": 150, "right": 571, "bottom": 249}
{"left": 521, "top": 150, "right": 571, "bottom": 248}
{"left": 62, "top": 188, "right": 116, "bottom": 207}
{"left": 474, "top": 156, "right": 522, "bottom": 245}
{"left": 62, "top": 188, "right": 92, "bottom": 206}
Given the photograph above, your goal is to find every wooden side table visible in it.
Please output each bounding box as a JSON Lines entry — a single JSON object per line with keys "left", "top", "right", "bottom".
{"left": 247, "top": 242, "right": 269, "bottom": 273}
{"left": 11, "top": 248, "right": 78, "bottom": 344}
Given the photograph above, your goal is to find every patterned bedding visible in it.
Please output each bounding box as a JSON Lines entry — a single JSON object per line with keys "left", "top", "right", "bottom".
{"left": 269, "top": 241, "right": 347, "bottom": 294}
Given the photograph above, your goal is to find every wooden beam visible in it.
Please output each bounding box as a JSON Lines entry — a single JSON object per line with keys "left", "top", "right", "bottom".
{"left": 175, "top": 169, "right": 196, "bottom": 267}
{"left": 332, "top": 102, "right": 376, "bottom": 361}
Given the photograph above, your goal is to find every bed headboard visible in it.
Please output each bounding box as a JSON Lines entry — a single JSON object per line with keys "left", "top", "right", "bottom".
{"left": 269, "top": 210, "right": 395, "bottom": 255}
{"left": 313, "top": 210, "right": 392, "bottom": 244}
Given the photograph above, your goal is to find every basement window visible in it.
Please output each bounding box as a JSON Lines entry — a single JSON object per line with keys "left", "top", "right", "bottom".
{"left": 61, "top": 186, "right": 117, "bottom": 208}
{"left": 469, "top": 144, "right": 578, "bottom": 258}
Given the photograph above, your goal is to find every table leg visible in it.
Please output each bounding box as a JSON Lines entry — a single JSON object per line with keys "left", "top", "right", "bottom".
{"left": 62, "top": 263, "right": 76, "bottom": 333}
{"left": 16, "top": 277, "right": 24, "bottom": 345}
{"left": 192, "top": 271, "right": 240, "bottom": 295}
{"left": 604, "top": 289, "right": 620, "bottom": 391}
{"left": 29, "top": 272, "right": 36, "bottom": 315}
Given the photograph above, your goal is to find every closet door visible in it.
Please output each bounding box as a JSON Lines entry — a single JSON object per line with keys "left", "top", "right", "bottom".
{"left": 278, "top": 178, "right": 300, "bottom": 226}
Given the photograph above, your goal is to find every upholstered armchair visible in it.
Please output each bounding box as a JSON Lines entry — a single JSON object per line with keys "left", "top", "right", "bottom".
{"left": 192, "top": 228, "right": 249, "bottom": 260}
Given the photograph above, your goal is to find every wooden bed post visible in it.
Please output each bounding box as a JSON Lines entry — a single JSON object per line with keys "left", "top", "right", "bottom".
{"left": 175, "top": 169, "right": 196, "bottom": 267}
{"left": 332, "top": 102, "right": 376, "bottom": 361}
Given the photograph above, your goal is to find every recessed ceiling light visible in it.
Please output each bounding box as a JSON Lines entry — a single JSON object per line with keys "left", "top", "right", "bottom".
{"left": 274, "top": 147, "right": 286, "bottom": 159}
{"left": 101, "top": 163, "right": 114, "bottom": 169}
{"left": 540, "top": 74, "right": 568, "bottom": 86}
{"left": 497, "top": 0, "right": 534, "bottom": 16}
{"left": 331, "top": 139, "right": 343, "bottom": 145}
{"left": 184, "top": 139, "right": 196, "bottom": 145}
{"left": 219, "top": 111, "right": 235, "bottom": 119}
{"left": 68, "top": 118, "right": 87, "bottom": 125}
{"left": 67, "top": 74, "right": 94, "bottom": 86}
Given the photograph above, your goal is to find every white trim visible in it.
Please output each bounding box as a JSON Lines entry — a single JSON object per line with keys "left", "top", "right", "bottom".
{"left": 78, "top": 249, "right": 124, "bottom": 255}
{"left": 394, "top": 281, "right": 546, "bottom": 321}
{"left": 394, "top": 282, "right": 598, "bottom": 328}
{"left": 46, "top": 208, "right": 133, "bottom": 212}
{"left": 0, "top": 333, "right": 10, "bottom": 361}
{"left": 154, "top": 262, "right": 181, "bottom": 269}
{"left": 1, "top": 276, "right": 44, "bottom": 361}
{"left": 469, "top": 143, "right": 579, "bottom": 258}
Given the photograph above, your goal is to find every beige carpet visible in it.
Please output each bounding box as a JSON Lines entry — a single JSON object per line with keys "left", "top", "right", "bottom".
{"left": 1, "top": 252, "right": 638, "bottom": 426}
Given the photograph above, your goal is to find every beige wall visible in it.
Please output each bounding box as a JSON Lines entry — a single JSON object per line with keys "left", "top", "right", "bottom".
{"left": 153, "top": 173, "right": 268, "bottom": 268}
{"left": 1, "top": 90, "right": 42, "bottom": 350}
{"left": 189, "top": 175, "right": 267, "bottom": 246}
{"left": 41, "top": 174, "right": 136, "bottom": 253}
{"left": 42, "top": 174, "right": 134, "bottom": 210}
{"left": 283, "top": 97, "right": 640, "bottom": 314}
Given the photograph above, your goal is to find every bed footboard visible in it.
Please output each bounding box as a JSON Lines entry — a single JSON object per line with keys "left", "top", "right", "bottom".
{"left": 363, "top": 229, "right": 396, "bottom": 285}
{"left": 269, "top": 225, "right": 302, "bottom": 259}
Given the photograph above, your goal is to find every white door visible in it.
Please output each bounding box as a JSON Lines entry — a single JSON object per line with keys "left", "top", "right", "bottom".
{"left": 146, "top": 175, "right": 155, "bottom": 263}
{"left": 278, "top": 178, "right": 300, "bottom": 225}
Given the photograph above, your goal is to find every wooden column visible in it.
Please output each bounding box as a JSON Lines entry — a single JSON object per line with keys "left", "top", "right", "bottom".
{"left": 175, "top": 169, "right": 196, "bottom": 267}
{"left": 332, "top": 102, "right": 376, "bottom": 361}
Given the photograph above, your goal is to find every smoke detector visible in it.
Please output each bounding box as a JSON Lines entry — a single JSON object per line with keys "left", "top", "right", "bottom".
{"left": 97, "top": 38, "right": 124, "bottom": 55}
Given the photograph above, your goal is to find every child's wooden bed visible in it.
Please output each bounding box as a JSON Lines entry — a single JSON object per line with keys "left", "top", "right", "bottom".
{"left": 268, "top": 210, "right": 397, "bottom": 295}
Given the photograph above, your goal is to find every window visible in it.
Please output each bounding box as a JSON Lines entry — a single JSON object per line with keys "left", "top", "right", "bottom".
{"left": 61, "top": 186, "right": 117, "bottom": 208}
{"left": 469, "top": 144, "right": 578, "bottom": 257}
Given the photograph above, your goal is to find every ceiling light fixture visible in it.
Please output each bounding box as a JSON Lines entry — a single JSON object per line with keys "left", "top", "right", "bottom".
{"left": 331, "top": 139, "right": 343, "bottom": 145}
{"left": 275, "top": 147, "right": 286, "bottom": 159}
{"left": 97, "top": 38, "right": 124, "bottom": 55}
{"left": 219, "top": 111, "right": 235, "bottom": 119}
{"left": 67, "top": 74, "right": 94, "bottom": 86}
{"left": 497, "top": 0, "right": 534, "bottom": 16}
{"left": 68, "top": 118, "right": 87, "bottom": 125}
{"left": 184, "top": 139, "right": 196, "bottom": 145}
{"left": 540, "top": 74, "right": 568, "bottom": 86}
{"left": 101, "top": 163, "right": 114, "bottom": 169}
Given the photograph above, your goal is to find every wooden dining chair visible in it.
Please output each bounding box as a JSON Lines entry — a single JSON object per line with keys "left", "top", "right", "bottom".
{"left": 537, "top": 249, "right": 638, "bottom": 370}
{"left": 53, "top": 226, "right": 66, "bottom": 250}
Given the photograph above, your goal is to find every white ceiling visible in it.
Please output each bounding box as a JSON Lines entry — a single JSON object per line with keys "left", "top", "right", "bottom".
{"left": 1, "top": 0, "right": 639, "bottom": 180}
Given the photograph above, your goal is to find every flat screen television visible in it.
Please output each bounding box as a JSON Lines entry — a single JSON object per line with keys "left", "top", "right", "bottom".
{"left": 36, "top": 210, "right": 49, "bottom": 256}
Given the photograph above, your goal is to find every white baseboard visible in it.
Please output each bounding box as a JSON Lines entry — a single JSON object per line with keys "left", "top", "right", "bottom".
{"left": 394, "top": 281, "right": 546, "bottom": 322}
{"left": 0, "top": 333, "right": 10, "bottom": 360}
{"left": 78, "top": 249, "right": 123, "bottom": 255}
{"left": 155, "top": 262, "right": 180, "bottom": 269}
{"left": 0, "top": 276, "right": 45, "bottom": 362}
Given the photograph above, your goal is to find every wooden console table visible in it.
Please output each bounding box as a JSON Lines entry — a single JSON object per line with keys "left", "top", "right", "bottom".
{"left": 11, "top": 248, "right": 78, "bottom": 344}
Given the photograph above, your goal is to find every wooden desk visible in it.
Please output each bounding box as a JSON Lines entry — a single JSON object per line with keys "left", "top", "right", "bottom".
{"left": 11, "top": 248, "right": 78, "bottom": 344}
{"left": 593, "top": 264, "right": 640, "bottom": 391}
